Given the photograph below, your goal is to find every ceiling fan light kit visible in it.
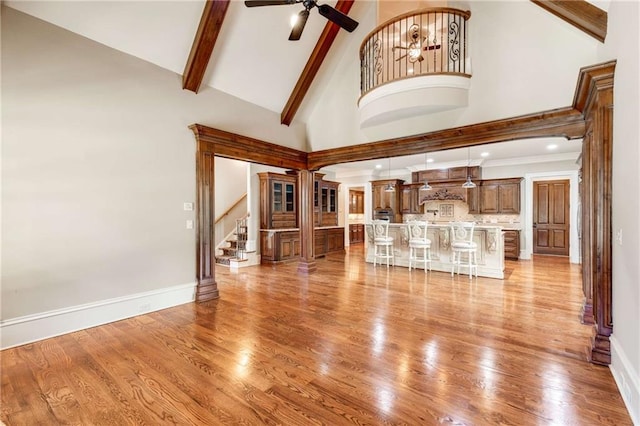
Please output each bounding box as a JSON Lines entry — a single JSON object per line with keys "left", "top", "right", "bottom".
{"left": 245, "top": 0, "right": 359, "bottom": 40}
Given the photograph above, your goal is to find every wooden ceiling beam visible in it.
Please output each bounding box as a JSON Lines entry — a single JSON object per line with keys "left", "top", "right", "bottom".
{"left": 306, "top": 107, "right": 586, "bottom": 170}
{"left": 531, "top": 0, "right": 607, "bottom": 43}
{"left": 280, "top": 0, "right": 356, "bottom": 126}
{"left": 182, "top": 0, "right": 231, "bottom": 93}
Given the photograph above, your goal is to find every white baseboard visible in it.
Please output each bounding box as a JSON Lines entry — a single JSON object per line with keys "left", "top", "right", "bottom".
{"left": 610, "top": 335, "right": 640, "bottom": 425}
{"left": 0, "top": 282, "right": 196, "bottom": 350}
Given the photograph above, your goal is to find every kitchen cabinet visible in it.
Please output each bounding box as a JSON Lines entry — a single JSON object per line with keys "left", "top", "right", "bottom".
{"left": 371, "top": 179, "right": 404, "bottom": 222}
{"left": 315, "top": 227, "right": 345, "bottom": 257}
{"left": 412, "top": 166, "right": 481, "bottom": 184}
{"left": 479, "top": 178, "right": 522, "bottom": 214}
{"left": 349, "top": 224, "right": 365, "bottom": 244}
{"left": 401, "top": 184, "right": 424, "bottom": 214}
{"left": 315, "top": 174, "right": 340, "bottom": 227}
{"left": 349, "top": 190, "right": 365, "bottom": 214}
{"left": 260, "top": 230, "right": 300, "bottom": 263}
{"left": 258, "top": 172, "right": 297, "bottom": 229}
{"left": 504, "top": 230, "right": 520, "bottom": 260}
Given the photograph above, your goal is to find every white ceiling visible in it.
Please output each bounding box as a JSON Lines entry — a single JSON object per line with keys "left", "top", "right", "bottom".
{"left": 5, "top": 1, "right": 584, "bottom": 169}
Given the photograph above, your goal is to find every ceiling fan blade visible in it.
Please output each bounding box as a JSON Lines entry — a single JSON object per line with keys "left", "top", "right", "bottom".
{"left": 245, "top": 0, "right": 296, "bottom": 7}
{"left": 289, "top": 9, "right": 310, "bottom": 41}
{"left": 395, "top": 54, "right": 407, "bottom": 62}
{"left": 317, "top": 4, "right": 359, "bottom": 32}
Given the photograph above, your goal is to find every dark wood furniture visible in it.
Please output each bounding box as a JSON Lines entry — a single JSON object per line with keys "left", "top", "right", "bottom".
{"left": 314, "top": 174, "right": 340, "bottom": 227}
{"left": 258, "top": 172, "right": 297, "bottom": 229}
{"left": 401, "top": 183, "right": 424, "bottom": 214}
{"left": 467, "top": 178, "right": 522, "bottom": 214}
{"left": 503, "top": 230, "right": 520, "bottom": 260}
{"left": 371, "top": 179, "right": 404, "bottom": 222}
{"left": 349, "top": 224, "right": 365, "bottom": 244}
{"left": 412, "top": 166, "right": 481, "bottom": 184}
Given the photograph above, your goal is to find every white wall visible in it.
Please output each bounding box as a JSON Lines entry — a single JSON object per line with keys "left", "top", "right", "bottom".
{"left": 306, "top": 1, "right": 600, "bottom": 149}
{"left": 1, "top": 7, "right": 305, "bottom": 320}
{"left": 214, "top": 157, "right": 248, "bottom": 219}
{"left": 597, "top": 2, "right": 640, "bottom": 424}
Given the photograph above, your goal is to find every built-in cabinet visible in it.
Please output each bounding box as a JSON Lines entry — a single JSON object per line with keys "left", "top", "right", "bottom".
{"left": 467, "top": 178, "right": 522, "bottom": 214}
{"left": 401, "top": 184, "right": 424, "bottom": 214}
{"left": 412, "top": 166, "right": 481, "bottom": 184}
{"left": 260, "top": 171, "right": 344, "bottom": 263}
{"left": 349, "top": 224, "right": 365, "bottom": 244}
{"left": 315, "top": 174, "right": 339, "bottom": 227}
{"left": 504, "top": 230, "right": 520, "bottom": 260}
{"left": 371, "top": 179, "right": 404, "bottom": 222}
{"left": 349, "top": 190, "right": 364, "bottom": 214}
{"left": 258, "top": 172, "right": 297, "bottom": 229}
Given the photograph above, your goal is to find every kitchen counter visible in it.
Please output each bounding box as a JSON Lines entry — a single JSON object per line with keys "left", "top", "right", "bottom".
{"left": 365, "top": 223, "right": 505, "bottom": 279}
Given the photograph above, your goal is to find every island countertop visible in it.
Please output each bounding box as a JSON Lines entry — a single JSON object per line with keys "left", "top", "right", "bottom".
{"left": 365, "top": 223, "right": 505, "bottom": 279}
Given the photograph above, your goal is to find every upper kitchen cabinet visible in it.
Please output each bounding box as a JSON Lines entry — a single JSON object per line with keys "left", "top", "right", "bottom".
{"left": 258, "top": 172, "right": 297, "bottom": 229}
{"left": 371, "top": 179, "right": 404, "bottom": 222}
{"left": 315, "top": 174, "right": 340, "bottom": 227}
{"left": 401, "top": 184, "right": 424, "bottom": 214}
{"left": 412, "top": 166, "right": 481, "bottom": 184}
{"left": 478, "top": 178, "right": 523, "bottom": 214}
{"left": 349, "top": 190, "right": 365, "bottom": 214}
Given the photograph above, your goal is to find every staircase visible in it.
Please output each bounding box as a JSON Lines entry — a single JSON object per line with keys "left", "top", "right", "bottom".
{"left": 215, "top": 218, "right": 248, "bottom": 266}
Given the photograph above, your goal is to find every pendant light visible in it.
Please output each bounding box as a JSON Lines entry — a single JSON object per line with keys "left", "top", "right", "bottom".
{"left": 420, "top": 153, "right": 432, "bottom": 191}
{"left": 461, "top": 147, "right": 476, "bottom": 189}
{"left": 384, "top": 158, "right": 395, "bottom": 192}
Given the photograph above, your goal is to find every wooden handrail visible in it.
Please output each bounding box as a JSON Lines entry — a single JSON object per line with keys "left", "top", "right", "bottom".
{"left": 215, "top": 194, "right": 247, "bottom": 225}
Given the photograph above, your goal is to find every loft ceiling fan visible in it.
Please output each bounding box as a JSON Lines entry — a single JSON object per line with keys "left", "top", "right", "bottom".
{"left": 392, "top": 24, "right": 440, "bottom": 63}
{"left": 244, "top": 0, "right": 359, "bottom": 41}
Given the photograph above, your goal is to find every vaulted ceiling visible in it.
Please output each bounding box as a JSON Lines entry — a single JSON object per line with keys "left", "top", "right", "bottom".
{"left": 4, "top": 0, "right": 607, "bottom": 169}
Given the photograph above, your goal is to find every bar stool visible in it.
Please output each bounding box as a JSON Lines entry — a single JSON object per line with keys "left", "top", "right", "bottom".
{"left": 406, "top": 221, "right": 432, "bottom": 272}
{"left": 450, "top": 221, "right": 478, "bottom": 279}
{"left": 372, "top": 219, "right": 394, "bottom": 267}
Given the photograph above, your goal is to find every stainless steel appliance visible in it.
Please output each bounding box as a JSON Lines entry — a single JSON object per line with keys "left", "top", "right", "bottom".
{"left": 373, "top": 208, "right": 394, "bottom": 222}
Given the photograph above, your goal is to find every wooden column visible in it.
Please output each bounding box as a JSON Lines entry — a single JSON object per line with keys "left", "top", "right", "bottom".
{"left": 195, "top": 141, "right": 219, "bottom": 302}
{"left": 573, "top": 61, "right": 615, "bottom": 365}
{"left": 580, "top": 133, "right": 594, "bottom": 325}
{"left": 297, "top": 170, "right": 317, "bottom": 273}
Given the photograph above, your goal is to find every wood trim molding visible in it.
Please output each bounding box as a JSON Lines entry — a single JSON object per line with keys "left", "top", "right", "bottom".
{"left": 280, "top": 0, "right": 355, "bottom": 126}
{"left": 182, "top": 0, "right": 231, "bottom": 93}
{"left": 189, "top": 124, "right": 308, "bottom": 170}
{"left": 572, "top": 60, "right": 616, "bottom": 114}
{"left": 195, "top": 147, "right": 219, "bottom": 302}
{"left": 531, "top": 0, "right": 607, "bottom": 43}
{"left": 307, "top": 107, "right": 586, "bottom": 170}
{"left": 573, "top": 61, "right": 615, "bottom": 365}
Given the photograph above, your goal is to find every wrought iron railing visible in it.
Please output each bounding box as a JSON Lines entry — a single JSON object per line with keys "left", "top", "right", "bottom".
{"left": 360, "top": 8, "right": 471, "bottom": 97}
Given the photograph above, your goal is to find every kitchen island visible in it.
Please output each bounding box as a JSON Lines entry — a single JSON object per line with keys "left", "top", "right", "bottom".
{"left": 365, "top": 223, "right": 505, "bottom": 279}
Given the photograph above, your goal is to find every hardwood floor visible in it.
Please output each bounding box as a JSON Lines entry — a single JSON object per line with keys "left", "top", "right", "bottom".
{"left": 1, "top": 246, "right": 632, "bottom": 425}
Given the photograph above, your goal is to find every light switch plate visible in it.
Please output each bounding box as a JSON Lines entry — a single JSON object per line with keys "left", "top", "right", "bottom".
{"left": 183, "top": 202, "right": 194, "bottom": 211}
{"left": 186, "top": 220, "right": 194, "bottom": 229}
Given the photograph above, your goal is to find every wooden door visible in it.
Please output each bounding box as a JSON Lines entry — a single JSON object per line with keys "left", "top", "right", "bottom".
{"left": 533, "top": 180, "right": 570, "bottom": 255}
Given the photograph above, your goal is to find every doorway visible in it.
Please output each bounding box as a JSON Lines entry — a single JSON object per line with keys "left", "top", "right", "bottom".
{"left": 533, "top": 179, "right": 570, "bottom": 256}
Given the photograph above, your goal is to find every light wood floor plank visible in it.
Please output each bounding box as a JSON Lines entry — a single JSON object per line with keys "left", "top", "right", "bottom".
{"left": 1, "top": 246, "right": 632, "bottom": 425}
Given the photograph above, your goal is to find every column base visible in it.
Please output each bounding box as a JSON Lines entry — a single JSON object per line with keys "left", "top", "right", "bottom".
{"left": 196, "top": 280, "right": 219, "bottom": 302}
{"left": 297, "top": 260, "right": 317, "bottom": 274}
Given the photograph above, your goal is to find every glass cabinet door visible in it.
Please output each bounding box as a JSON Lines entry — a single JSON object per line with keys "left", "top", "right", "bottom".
{"left": 273, "top": 182, "right": 282, "bottom": 212}
{"left": 329, "top": 189, "right": 336, "bottom": 212}
{"left": 285, "top": 183, "right": 295, "bottom": 212}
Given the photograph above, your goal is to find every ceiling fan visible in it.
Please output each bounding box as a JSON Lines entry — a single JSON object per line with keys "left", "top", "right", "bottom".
{"left": 244, "top": 0, "right": 359, "bottom": 41}
{"left": 392, "top": 24, "right": 440, "bottom": 63}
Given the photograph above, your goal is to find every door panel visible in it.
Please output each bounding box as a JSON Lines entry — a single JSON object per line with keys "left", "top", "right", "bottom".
{"left": 533, "top": 180, "right": 570, "bottom": 255}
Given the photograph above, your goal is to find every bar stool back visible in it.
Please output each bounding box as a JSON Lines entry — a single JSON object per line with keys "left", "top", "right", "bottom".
{"left": 372, "top": 220, "right": 394, "bottom": 267}
{"left": 450, "top": 221, "right": 478, "bottom": 279}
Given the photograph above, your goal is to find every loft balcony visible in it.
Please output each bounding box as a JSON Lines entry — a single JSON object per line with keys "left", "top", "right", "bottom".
{"left": 359, "top": 8, "right": 472, "bottom": 127}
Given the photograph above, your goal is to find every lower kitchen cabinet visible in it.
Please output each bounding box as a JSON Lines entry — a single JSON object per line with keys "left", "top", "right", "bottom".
{"left": 260, "top": 230, "right": 300, "bottom": 264}
{"left": 349, "top": 224, "right": 365, "bottom": 244}
{"left": 504, "top": 230, "right": 520, "bottom": 260}
{"left": 315, "top": 227, "right": 345, "bottom": 257}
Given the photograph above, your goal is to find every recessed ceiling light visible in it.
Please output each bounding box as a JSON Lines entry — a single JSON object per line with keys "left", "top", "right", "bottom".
{"left": 547, "top": 144, "right": 558, "bottom": 150}
{"left": 375, "top": 164, "right": 382, "bottom": 169}
{"left": 426, "top": 158, "right": 434, "bottom": 163}
{"left": 480, "top": 152, "right": 490, "bottom": 157}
